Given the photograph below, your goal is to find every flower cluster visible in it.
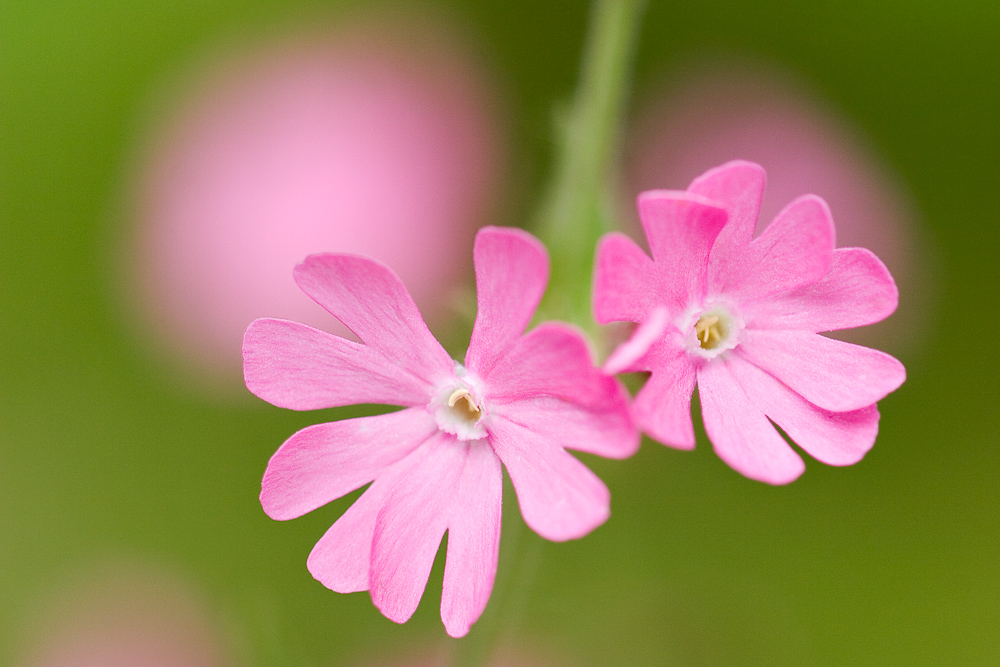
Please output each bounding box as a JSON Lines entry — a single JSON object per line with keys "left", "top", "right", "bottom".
{"left": 243, "top": 160, "right": 904, "bottom": 636}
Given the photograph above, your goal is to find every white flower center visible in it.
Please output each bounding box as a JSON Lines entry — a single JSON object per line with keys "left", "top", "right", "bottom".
{"left": 682, "top": 301, "right": 743, "bottom": 359}
{"left": 432, "top": 365, "right": 488, "bottom": 441}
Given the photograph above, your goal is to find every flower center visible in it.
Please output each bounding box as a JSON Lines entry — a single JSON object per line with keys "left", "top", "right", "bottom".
{"left": 446, "top": 388, "right": 482, "bottom": 425}
{"left": 683, "top": 301, "right": 744, "bottom": 359}
{"left": 433, "top": 369, "right": 488, "bottom": 441}
{"left": 694, "top": 314, "right": 726, "bottom": 350}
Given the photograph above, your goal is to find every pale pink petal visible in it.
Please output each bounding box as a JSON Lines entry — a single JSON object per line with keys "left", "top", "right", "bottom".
{"left": 714, "top": 194, "right": 835, "bottom": 302}
{"left": 739, "top": 329, "right": 906, "bottom": 412}
{"left": 465, "top": 227, "right": 549, "bottom": 377}
{"left": 744, "top": 247, "right": 898, "bottom": 332}
{"left": 636, "top": 191, "right": 729, "bottom": 309}
{"left": 485, "top": 322, "right": 622, "bottom": 406}
{"left": 592, "top": 232, "right": 659, "bottom": 324}
{"left": 697, "top": 360, "right": 806, "bottom": 485}
{"left": 487, "top": 416, "right": 610, "bottom": 542}
{"left": 687, "top": 159, "right": 766, "bottom": 258}
{"left": 441, "top": 440, "right": 503, "bottom": 638}
{"left": 293, "top": 253, "right": 454, "bottom": 385}
{"left": 482, "top": 321, "right": 637, "bottom": 464}
{"left": 727, "top": 355, "right": 879, "bottom": 466}
{"left": 260, "top": 408, "right": 437, "bottom": 520}
{"left": 630, "top": 343, "right": 697, "bottom": 449}
{"left": 370, "top": 433, "right": 467, "bottom": 624}
{"left": 243, "top": 318, "right": 431, "bottom": 409}
{"left": 603, "top": 306, "right": 669, "bottom": 375}
{"left": 306, "top": 441, "right": 427, "bottom": 593}
{"left": 491, "top": 395, "right": 638, "bottom": 459}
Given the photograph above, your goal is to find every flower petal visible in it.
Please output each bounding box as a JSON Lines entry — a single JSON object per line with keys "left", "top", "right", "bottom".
{"left": 687, "top": 159, "right": 766, "bottom": 250}
{"left": 486, "top": 322, "right": 619, "bottom": 405}
{"left": 739, "top": 329, "right": 906, "bottom": 412}
{"left": 441, "top": 441, "right": 503, "bottom": 638}
{"left": 492, "top": 394, "right": 638, "bottom": 460}
{"left": 306, "top": 442, "right": 426, "bottom": 594}
{"left": 636, "top": 190, "right": 729, "bottom": 309}
{"left": 465, "top": 227, "right": 549, "bottom": 377}
{"left": 370, "top": 433, "right": 466, "bottom": 624}
{"left": 294, "top": 253, "right": 454, "bottom": 386}
{"left": 714, "top": 194, "right": 835, "bottom": 302}
{"left": 697, "top": 360, "right": 806, "bottom": 485}
{"left": 603, "top": 306, "right": 669, "bottom": 375}
{"left": 631, "top": 343, "right": 697, "bottom": 450}
{"left": 260, "top": 408, "right": 438, "bottom": 521}
{"left": 727, "top": 355, "right": 879, "bottom": 466}
{"left": 243, "top": 318, "right": 431, "bottom": 410}
{"left": 744, "top": 247, "right": 899, "bottom": 332}
{"left": 592, "top": 232, "right": 658, "bottom": 324}
{"left": 487, "top": 416, "right": 610, "bottom": 542}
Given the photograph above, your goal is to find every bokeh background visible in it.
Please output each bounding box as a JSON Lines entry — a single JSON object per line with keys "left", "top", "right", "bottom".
{"left": 1, "top": 0, "right": 995, "bottom": 664}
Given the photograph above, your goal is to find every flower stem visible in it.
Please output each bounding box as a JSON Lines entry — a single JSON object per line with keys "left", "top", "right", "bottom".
{"left": 450, "top": 4, "right": 645, "bottom": 666}
{"left": 535, "top": 0, "right": 646, "bottom": 341}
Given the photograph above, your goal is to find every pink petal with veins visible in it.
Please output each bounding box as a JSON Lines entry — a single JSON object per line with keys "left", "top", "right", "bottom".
{"left": 294, "top": 254, "right": 454, "bottom": 386}
{"left": 493, "top": 395, "right": 638, "bottom": 460}
{"left": 465, "top": 227, "right": 550, "bottom": 377}
{"left": 487, "top": 416, "right": 611, "bottom": 542}
{"left": 370, "top": 433, "right": 466, "bottom": 624}
{"left": 688, "top": 159, "right": 766, "bottom": 260}
{"left": 739, "top": 329, "right": 905, "bottom": 412}
{"left": 636, "top": 191, "right": 729, "bottom": 309}
{"left": 698, "top": 360, "right": 806, "bottom": 485}
{"left": 486, "top": 322, "right": 612, "bottom": 405}
{"left": 260, "top": 408, "right": 437, "bottom": 520}
{"left": 307, "top": 442, "right": 429, "bottom": 594}
{"left": 243, "top": 318, "right": 431, "bottom": 409}
{"left": 441, "top": 440, "right": 503, "bottom": 638}
{"left": 728, "top": 355, "right": 879, "bottom": 466}
{"left": 744, "top": 247, "right": 898, "bottom": 332}
{"left": 714, "top": 195, "right": 835, "bottom": 302}
{"left": 592, "top": 231, "right": 660, "bottom": 324}
{"left": 630, "top": 343, "right": 697, "bottom": 450}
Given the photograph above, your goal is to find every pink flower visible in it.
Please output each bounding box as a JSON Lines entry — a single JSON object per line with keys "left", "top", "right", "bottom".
{"left": 594, "top": 160, "right": 905, "bottom": 484}
{"left": 244, "top": 226, "right": 638, "bottom": 637}
{"left": 134, "top": 18, "right": 502, "bottom": 382}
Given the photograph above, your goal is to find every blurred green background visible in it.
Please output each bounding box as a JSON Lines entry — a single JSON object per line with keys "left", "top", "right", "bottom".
{"left": 1, "top": 0, "right": 996, "bottom": 665}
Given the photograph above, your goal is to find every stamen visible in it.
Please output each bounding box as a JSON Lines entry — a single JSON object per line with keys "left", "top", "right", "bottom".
{"left": 694, "top": 314, "right": 725, "bottom": 349}
{"left": 447, "top": 388, "right": 481, "bottom": 415}
{"left": 684, "top": 302, "right": 742, "bottom": 358}
{"left": 696, "top": 315, "right": 719, "bottom": 343}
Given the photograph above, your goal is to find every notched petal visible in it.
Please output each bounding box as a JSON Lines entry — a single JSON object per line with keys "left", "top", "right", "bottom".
{"left": 243, "top": 318, "right": 430, "bottom": 410}
{"left": 465, "top": 226, "right": 550, "bottom": 377}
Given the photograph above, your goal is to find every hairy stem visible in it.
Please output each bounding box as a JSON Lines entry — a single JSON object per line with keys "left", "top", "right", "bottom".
{"left": 535, "top": 0, "right": 646, "bottom": 341}
{"left": 451, "top": 3, "right": 645, "bottom": 665}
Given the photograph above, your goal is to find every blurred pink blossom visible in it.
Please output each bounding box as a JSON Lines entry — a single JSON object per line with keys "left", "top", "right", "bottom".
{"left": 132, "top": 15, "right": 504, "bottom": 383}
{"left": 18, "top": 566, "right": 228, "bottom": 667}
{"left": 351, "top": 648, "right": 563, "bottom": 667}
{"left": 625, "top": 63, "right": 930, "bottom": 351}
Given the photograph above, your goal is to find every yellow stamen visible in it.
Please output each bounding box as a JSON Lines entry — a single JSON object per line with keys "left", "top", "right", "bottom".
{"left": 447, "top": 388, "right": 481, "bottom": 417}
{"left": 694, "top": 314, "right": 725, "bottom": 349}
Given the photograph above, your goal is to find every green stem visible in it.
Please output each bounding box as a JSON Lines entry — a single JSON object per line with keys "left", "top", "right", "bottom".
{"left": 450, "top": 4, "right": 645, "bottom": 666}
{"left": 535, "top": 0, "right": 646, "bottom": 340}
